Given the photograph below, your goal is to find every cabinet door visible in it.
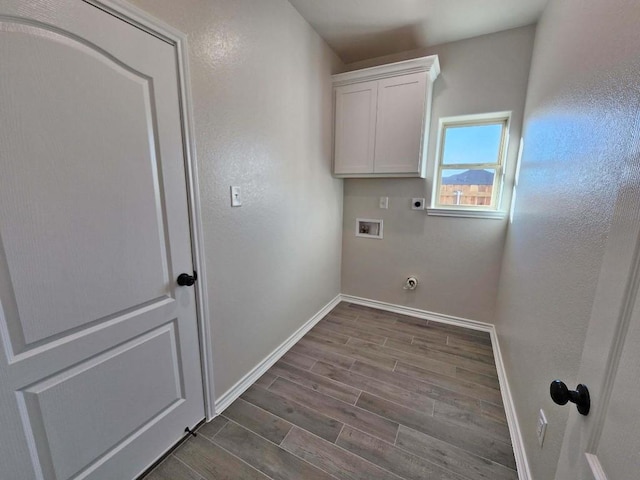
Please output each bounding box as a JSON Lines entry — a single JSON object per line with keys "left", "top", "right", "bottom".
{"left": 374, "top": 72, "right": 427, "bottom": 174}
{"left": 334, "top": 81, "right": 378, "bottom": 175}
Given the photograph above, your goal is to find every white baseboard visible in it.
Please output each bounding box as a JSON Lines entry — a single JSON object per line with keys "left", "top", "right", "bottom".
{"left": 339, "top": 294, "right": 493, "bottom": 332}
{"left": 213, "top": 294, "right": 342, "bottom": 414}
{"left": 340, "top": 294, "right": 532, "bottom": 480}
{"left": 489, "top": 320, "right": 533, "bottom": 480}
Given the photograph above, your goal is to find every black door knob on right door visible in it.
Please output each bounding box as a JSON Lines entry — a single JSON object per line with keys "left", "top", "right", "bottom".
{"left": 177, "top": 272, "right": 197, "bottom": 287}
{"left": 550, "top": 380, "right": 590, "bottom": 415}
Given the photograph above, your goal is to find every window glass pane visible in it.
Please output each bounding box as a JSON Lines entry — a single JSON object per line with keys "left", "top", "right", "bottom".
{"left": 442, "top": 123, "right": 503, "bottom": 165}
{"left": 438, "top": 168, "right": 496, "bottom": 207}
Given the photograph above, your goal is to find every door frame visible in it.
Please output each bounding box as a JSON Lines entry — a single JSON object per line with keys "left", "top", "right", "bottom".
{"left": 83, "top": 0, "right": 216, "bottom": 420}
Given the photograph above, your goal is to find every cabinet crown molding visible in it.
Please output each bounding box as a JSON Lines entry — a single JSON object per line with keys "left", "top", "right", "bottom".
{"left": 332, "top": 55, "right": 440, "bottom": 87}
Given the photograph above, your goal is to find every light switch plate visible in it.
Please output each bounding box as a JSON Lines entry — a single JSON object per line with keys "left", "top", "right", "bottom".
{"left": 536, "top": 409, "right": 548, "bottom": 447}
{"left": 230, "top": 186, "right": 242, "bottom": 207}
{"left": 379, "top": 196, "right": 389, "bottom": 209}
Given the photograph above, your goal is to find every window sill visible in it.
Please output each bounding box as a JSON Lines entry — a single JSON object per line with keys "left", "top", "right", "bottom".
{"left": 426, "top": 208, "right": 507, "bottom": 220}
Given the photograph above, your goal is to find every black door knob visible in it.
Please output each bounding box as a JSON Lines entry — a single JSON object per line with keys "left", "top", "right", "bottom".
{"left": 177, "top": 272, "right": 197, "bottom": 287}
{"left": 550, "top": 380, "right": 590, "bottom": 415}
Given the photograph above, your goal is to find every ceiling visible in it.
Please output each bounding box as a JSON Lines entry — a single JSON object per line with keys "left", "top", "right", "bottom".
{"left": 287, "top": 0, "right": 548, "bottom": 64}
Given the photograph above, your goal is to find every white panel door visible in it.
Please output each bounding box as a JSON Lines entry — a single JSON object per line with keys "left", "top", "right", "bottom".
{"left": 374, "top": 72, "right": 427, "bottom": 174}
{"left": 591, "top": 297, "right": 640, "bottom": 479}
{"left": 334, "top": 81, "right": 378, "bottom": 175}
{"left": 553, "top": 149, "right": 640, "bottom": 477}
{"left": 0, "top": 2, "right": 205, "bottom": 479}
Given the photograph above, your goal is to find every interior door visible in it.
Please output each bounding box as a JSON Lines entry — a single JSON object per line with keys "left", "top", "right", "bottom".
{"left": 0, "top": 2, "right": 205, "bottom": 479}
{"left": 553, "top": 161, "right": 640, "bottom": 477}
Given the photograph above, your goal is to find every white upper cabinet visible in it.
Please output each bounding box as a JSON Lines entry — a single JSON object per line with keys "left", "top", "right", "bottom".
{"left": 332, "top": 56, "right": 440, "bottom": 178}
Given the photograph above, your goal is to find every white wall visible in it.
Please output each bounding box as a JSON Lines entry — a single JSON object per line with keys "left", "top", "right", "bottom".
{"left": 340, "top": 26, "right": 535, "bottom": 322}
{"left": 494, "top": 1, "right": 640, "bottom": 478}
{"left": 129, "top": 0, "right": 344, "bottom": 400}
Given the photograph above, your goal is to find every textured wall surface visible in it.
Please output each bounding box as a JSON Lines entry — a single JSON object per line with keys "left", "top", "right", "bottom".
{"left": 130, "top": 0, "right": 344, "bottom": 399}
{"left": 494, "top": 1, "right": 640, "bottom": 478}
{"left": 340, "top": 26, "right": 535, "bottom": 322}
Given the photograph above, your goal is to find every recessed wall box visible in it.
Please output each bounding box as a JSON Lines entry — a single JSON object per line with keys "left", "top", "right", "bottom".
{"left": 412, "top": 198, "right": 425, "bottom": 210}
{"left": 356, "top": 219, "right": 383, "bottom": 239}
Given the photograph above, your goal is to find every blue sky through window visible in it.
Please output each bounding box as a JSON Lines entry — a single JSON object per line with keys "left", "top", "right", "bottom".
{"left": 442, "top": 123, "right": 503, "bottom": 166}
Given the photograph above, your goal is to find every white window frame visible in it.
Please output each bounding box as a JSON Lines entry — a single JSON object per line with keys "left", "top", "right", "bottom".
{"left": 428, "top": 112, "right": 511, "bottom": 219}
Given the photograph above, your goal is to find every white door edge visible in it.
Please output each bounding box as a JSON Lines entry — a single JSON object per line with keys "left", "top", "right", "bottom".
{"left": 86, "top": 0, "right": 216, "bottom": 420}
{"left": 587, "top": 230, "right": 640, "bottom": 453}
{"left": 585, "top": 453, "right": 609, "bottom": 480}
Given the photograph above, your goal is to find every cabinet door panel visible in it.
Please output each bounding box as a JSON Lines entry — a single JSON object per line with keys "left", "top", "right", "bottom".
{"left": 334, "top": 81, "right": 378, "bottom": 174}
{"left": 374, "top": 72, "right": 427, "bottom": 174}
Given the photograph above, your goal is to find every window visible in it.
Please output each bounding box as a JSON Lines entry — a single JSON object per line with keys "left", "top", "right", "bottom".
{"left": 429, "top": 113, "right": 510, "bottom": 218}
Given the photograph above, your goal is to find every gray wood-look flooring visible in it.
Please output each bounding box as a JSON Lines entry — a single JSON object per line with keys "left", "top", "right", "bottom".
{"left": 145, "top": 302, "right": 517, "bottom": 480}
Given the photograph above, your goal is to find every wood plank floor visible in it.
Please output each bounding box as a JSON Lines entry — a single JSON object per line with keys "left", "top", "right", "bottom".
{"left": 145, "top": 302, "right": 517, "bottom": 480}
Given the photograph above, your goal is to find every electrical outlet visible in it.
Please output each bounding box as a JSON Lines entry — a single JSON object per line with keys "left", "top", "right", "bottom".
{"left": 536, "top": 409, "right": 548, "bottom": 447}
